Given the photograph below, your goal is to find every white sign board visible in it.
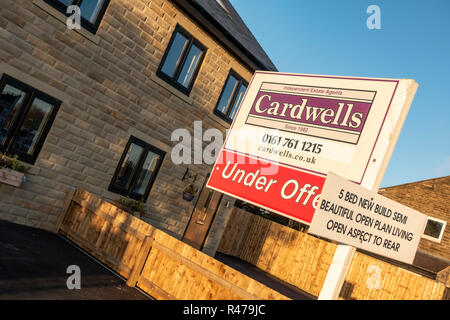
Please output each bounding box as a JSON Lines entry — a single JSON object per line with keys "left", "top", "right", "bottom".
{"left": 207, "top": 71, "right": 418, "bottom": 225}
{"left": 309, "top": 172, "right": 427, "bottom": 264}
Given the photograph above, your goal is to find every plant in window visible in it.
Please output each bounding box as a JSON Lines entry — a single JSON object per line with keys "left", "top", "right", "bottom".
{"left": 0, "top": 153, "right": 28, "bottom": 187}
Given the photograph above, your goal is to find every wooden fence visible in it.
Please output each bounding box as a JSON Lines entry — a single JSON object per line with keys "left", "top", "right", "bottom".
{"left": 57, "top": 189, "right": 288, "bottom": 300}
{"left": 218, "top": 208, "right": 449, "bottom": 300}
{"left": 343, "top": 251, "right": 448, "bottom": 300}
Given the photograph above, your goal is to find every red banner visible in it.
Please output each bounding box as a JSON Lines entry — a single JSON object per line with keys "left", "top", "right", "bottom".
{"left": 207, "top": 149, "right": 326, "bottom": 224}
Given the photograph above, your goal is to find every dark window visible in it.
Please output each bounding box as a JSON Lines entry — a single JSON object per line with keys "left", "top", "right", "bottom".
{"left": 234, "top": 200, "right": 309, "bottom": 232}
{"left": 0, "top": 74, "right": 61, "bottom": 164}
{"left": 214, "top": 70, "right": 248, "bottom": 123}
{"left": 109, "top": 136, "right": 165, "bottom": 201}
{"left": 157, "top": 25, "right": 206, "bottom": 95}
{"left": 423, "top": 217, "right": 446, "bottom": 243}
{"left": 43, "top": 0, "right": 110, "bottom": 34}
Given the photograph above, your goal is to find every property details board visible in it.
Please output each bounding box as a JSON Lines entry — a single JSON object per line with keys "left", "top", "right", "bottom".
{"left": 309, "top": 173, "right": 427, "bottom": 264}
{"left": 207, "top": 71, "right": 418, "bottom": 225}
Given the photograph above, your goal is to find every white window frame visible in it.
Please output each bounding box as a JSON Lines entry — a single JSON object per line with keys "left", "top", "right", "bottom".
{"left": 421, "top": 216, "right": 447, "bottom": 243}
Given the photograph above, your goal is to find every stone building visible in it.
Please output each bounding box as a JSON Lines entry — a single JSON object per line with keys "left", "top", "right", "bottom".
{"left": 0, "top": 0, "right": 276, "bottom": 255}
{"left": 379, "top": 176, "right": 450, "bottom": 273}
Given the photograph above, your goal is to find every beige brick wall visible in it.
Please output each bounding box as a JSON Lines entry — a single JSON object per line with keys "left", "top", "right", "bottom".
{"left": 379, "top": 176, "right": 450, "bottom": 260}
{"left": 0, "top": 0, "right": 253, "bottom": 240}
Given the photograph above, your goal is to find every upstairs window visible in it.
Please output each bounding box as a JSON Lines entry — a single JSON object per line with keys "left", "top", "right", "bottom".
{"left": 157, "top": 25, "right": 206, "bottom": 95}
{"left": 43, "top": 0, "right": 110, "bottom": 34}
{"left": 109, "top": 136, "right": 165, "bottom": 202}
{"left": 0, "top": 74, "right": 61, "bottom": 164}
{"left": 422, "top": 216, "right": 447, "bottom": 243}
{"left": 214, "top": 70, "right": 248, "bottom": 123}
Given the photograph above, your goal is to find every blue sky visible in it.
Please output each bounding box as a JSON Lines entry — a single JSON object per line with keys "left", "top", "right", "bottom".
{"left": 230, "top": 0, "right": 450, "bottom": 187}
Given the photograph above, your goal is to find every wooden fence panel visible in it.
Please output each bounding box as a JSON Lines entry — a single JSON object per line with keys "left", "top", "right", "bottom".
{"left": 59, "top": 189, "right": 153, "bottom": 279}
{"left": 57, "top": 189, "right": 289, "bottom": 300}
{"left": 342, "top": 251, "right": 447, "bottom": 300}
{"left": 218, "top": 207, "right": 448, "bottom": 300}
{"left": 134, "top": 228, "right": 288, "bottom": 300}
{"left": 218, "top": 208, "right": 336, "bottom": 297}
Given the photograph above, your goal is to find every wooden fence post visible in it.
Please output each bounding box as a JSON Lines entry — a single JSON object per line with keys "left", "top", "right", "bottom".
{"left": 127, "top": 236, "right": 154, "bottom": 287}
{"left": 437, "top": 266, "right": 450, "bottom": 288}
{"left": 53, "top": 187, "right": 76, "bottom": 234}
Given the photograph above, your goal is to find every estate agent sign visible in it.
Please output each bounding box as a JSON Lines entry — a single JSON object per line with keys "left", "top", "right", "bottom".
{"left": 207, "top": 71, "right": 418, "bottom": 225}
{"left": 309, "top": 172, "right": 427, "bottom": 264}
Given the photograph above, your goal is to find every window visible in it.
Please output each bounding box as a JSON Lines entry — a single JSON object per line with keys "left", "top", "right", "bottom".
{"left": 0, "top": 74, "right": 61, "bottom": 164}
{"left": 422, "top": 216, "right": 447, "bottom": 243}
{"left": 43, "top": 0, "right": 110, "bottom": 34}
{"left": 214, "top": 70, "right": 248, "bottom": 123}
{"left": 109, "top": 136, "right": 165, "bottom": 201}
{"left": 157, "top": 25, "right": 206, "bottom": 95}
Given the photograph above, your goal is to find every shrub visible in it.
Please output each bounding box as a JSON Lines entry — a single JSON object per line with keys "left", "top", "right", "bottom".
{"left": 0, "top": 153, "right": 28, "bottom": 173}
{"left": 118, "top": 196, "right": 146, "bottom": 214}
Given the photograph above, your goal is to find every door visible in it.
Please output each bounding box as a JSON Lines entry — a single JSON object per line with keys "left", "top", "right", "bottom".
{"left": 182, "top": 175, "right": 223, "bottom": 250}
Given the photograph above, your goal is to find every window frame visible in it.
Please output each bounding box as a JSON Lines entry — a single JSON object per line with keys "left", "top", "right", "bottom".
{"left": 0, "top": 74, "right": 61, "bottom": 165}
{"left": 213, "top": 69, "right": 248, "bottom": 124}
{"left": 42, "top": 0, "right": 110, "bottom": 34}
{"left": 421, "top": 216, "right": 447, "bottom": 243}
{"left": 156, "top": 24, "right": 207, "bottom": 96}
{"left": 108, "top": 136, "right": 166, "bottom": 202}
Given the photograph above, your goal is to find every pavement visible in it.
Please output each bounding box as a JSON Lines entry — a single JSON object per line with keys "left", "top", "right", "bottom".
{"left": 0, "top": 219, "right": 150, "bottom": 300}
{"left": 0, "top": 218, "right": 314, "bottom": 300}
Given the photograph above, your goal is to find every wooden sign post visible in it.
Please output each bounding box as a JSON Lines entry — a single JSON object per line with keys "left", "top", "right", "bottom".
{"left": 318, "top": 245, "right": 356, "bottom": 300}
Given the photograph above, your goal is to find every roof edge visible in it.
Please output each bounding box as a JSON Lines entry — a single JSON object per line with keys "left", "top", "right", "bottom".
{"left": 379, "top": 175, "right": 450, "bottom": 190}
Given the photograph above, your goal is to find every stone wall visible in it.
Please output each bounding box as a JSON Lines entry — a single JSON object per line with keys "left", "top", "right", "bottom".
{"left": 379, "top": 176, "right": 450, "bottom": 261}
{"left": 0, "top": 0, "right": 252, "bottom": 242}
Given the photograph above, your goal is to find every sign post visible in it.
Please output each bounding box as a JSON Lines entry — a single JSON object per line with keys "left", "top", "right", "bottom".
{"left": 318, "top": 245, "right": 356, "bottom": 300}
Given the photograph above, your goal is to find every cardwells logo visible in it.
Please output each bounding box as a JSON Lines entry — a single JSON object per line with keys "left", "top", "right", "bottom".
{"left": 249, "top": 91, "right": 372, "bottom": 133}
